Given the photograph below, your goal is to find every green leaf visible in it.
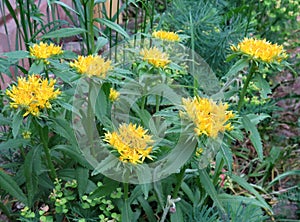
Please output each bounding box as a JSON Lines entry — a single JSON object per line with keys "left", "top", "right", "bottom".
{"left": 49, "top": 117, "right": 78, "bottom": 147}
{"left": 52, "top": 145, "right": 92, "bottom": 169}
{"left": 95, "top": 37, "right": 108, "bottom": 53}
{"left": 89, "top": 178, "right": 120, "bottom": 199}
{"left": 198, "top": 169, "right": 225, "bottom": 213}
{"left": 219, "top": 144, "right": 233, "bottom": 173}
{"left": 137, "top": 196, "right": 156, "bottom": 222}
{"left": 56, "top": 100, "right": 82, "bottom": 118}
{"left": 223, "top": 59, "right": 248, "bottom": 79}
{"left": 0, "top": 139, "right": 28, "bottom": 151}
{"left": 246, "top": 113, "right": 270, "bottom": 125}
{"left": 242, "top": 115, "right": 263, "bottom": 160}
{"left": 92, "top": 155, "right": 119, "bottom": 176}
{"left": 29, "top": 61, "right": 44, "bottom": 74}
{"left": 24, "top": 145, "right": 42, "bottom": 207}
{"left": 41, "top": 28, "right": 87, "bottom": 39}
{"left": 94, "top": 18, "right": 130, "bottom": 39}
{"left": 170, "top": 203, "right": 184, "bottom": 222}
{"left": 0, "top": 170, "right": 28, "bottom": 205}
{"left": 12, "top": 111, "right": 23, "bottom": 138}
{"left": 2, "top": 51, "right": 29, "bottom": 60}
{"left": 0, "top": 114, "right": 11, "bottom": 125}
{"left": 269, "top": 170, "right": 300, "bottom": 186}
{"left": 230, "top": 174, "right": 272, "bottom": 213}
{"left": 121, "top": 199, "right": 134, "bottom": 222}
{"left": 76, "top": 167, "right": 89, "bottom": 197}
{"left": 181, "top": 182, "right": 195, "bottom": 203}
{"left": 253, "top": 74, "right": 272, "bottom": 99}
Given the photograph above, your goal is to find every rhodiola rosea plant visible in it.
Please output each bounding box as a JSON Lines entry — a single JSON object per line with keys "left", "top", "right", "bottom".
{"left": 0, "top": 1, "right": 296, "bottom": 221}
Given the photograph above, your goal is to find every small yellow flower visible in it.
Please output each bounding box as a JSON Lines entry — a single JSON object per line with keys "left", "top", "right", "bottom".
{"left": 180, "top": 97, "right": 234, "bottom": 138}
{"left": 22, "top": 131, "right": 32, "bottom": 139}
{"left": 6, "top": 75, "right": 61, "bottom": 117}
{"left": 195, "top": 147, "right": 204, "bottom": 156}
{"left": 104, "top": 123, "right": 154, "bottom": 164}
{"left": 152, "top": 30, "right": 180, "bottom": 42}
{"left": 70, "top": 55, "right": 112, "bottom": 78}
{"left": 231, "top": 37, "right": 287, "bottom": 63}
{"left": 30, "top": 42, "right": 63, "bottom": 62}
{"left": 109, "top": 88, "right": 120, "bottom": 102}
{"left": 140, "top": 47, "right": 170, "bottom": 68}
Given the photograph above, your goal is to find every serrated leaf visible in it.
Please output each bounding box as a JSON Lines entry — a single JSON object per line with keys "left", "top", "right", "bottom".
{"left": 52, "top": 145, "right": 92, "bottom": 169}
{"left": 0, "top": 114, "right": 11, "bottom": 125}
{"left": 41, "top": 28, "right": 87, "bottom": 39}
{"left": 223, "top": 59, "right": 248, "bottom": 79}
{"left": 89, "top": 179, "right": 119, "bottom": 199}
{"left": 181, "top": 182, "right": 195, "bottom": 203}
{"left": 92, "top": 155, "right": 119, "bottom": 176}
{"left": 242, "top": 115, "right": 263, "bottom": 160}
{"left": 137, "top": 196, "right": 156, "bottom": 222}
{"left": 12, "top": 111, "right": 23, "bottom": 138}
{"left": 219, "top": 144, "right": 233, "bottom": 173}
{"left": 49, "top": 117, "right": 78, "bottom": 147}
{"left": 24, "top": 145, "right": 42, "bottom": 207}
{"left": 76, "top": 167, "right": 89, "bottom": 197}
{"left": 0, "top": 139, "right": 28, "bottom": 151}
{"left": 246, "top": 113, "right": 270, "bottom": 125}
{"left": 253, "top": 74, "right": 272, "bottom": 99}
{"left": 198, "top": 169, "right": 225, "bottom": 213}
{"left": 0, "top": 171, "right": 28, "bottom": 205}
{"left": 121, "top": 199, "right": 134, "bottom": 222}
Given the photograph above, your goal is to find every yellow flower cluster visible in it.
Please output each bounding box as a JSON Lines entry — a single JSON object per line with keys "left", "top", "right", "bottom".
{"left": 180, "top": 97, "right": 234, "bottom": 138}
{"left": 104, "top": 123, "right": 154, "bottom": 164}
{"left": 152, "top": 30, "right": 180, "bottom": 42}
{"left": 140, "top": 47, "right": 170, "bottom": 68}
{"left": 6, "top": 75, "right": 61, "bottom": 117}
{"left": 70, "top": 55, "right": 112, "bottom": 78}
{"left": 231, "top": 37, "right": 287, "bottom": 63}
{"left": 29, "top": 42, "right": 63, "bottom": 60}
{"left": 109, "top": 88, "right": 120, "bottom": 102}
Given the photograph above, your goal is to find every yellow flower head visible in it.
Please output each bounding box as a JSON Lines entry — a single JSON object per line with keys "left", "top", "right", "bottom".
{"left": 109, "top": 88, "right": 120, "bottom": 102}
{"left": 70, "top": 55, "right": 112, "bottom": 78}
{"left": 180, "top": 97, "right": 234, "bottom": 138}
{"left": 6, "top": 75, "right": 61, "bottom": 117}
{"left": 231, "top": 37, "right": 287, "bottom": 63}
{"left": 140, "top": 47, "right": 171, "bottom": 68}
{"left": 22, "top": 130, "right": 32, "bottom": 139}
{"left": 104, "top": 123, "right": 154, "bottom": 164}
{"left": 152, "top": 30, "right": 180, "bottom": 42}
{"left": 29, "top": 42, "right": 63, "bottom": 61}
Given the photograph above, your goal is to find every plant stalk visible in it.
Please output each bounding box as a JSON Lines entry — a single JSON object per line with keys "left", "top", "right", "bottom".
{"left": 237, "top": 62, "right": 256, "bottom": 112}
{"left": 172, "top": 165, "right": 187, "bottom": 198}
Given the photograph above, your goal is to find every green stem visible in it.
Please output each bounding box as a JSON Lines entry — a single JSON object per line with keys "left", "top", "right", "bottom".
{"left": 141, "top": 95, "right": 146, "bottom": 111}
{"left": 155, "top": 95, "right": 160, "bottom": 113}
{"left": 88, "top": 0, "right": 95, "bottom": 54}
{"left": 237, "top": 62, "right": 257, "bottom": 112}
{"left": 87, "top": 80, "right": 96, "bottom": 156}
{"left": 189, "top": 11, "right": 197, "bottom": 96}
{"left": 35, "top": 120, "right": 57, "bottom": 180}
{"left": 123, "top": 182, "right": 129, "bottom": 200}
{"left": 43, "top": 139, "right": 57, "bottom": 180}
{"left": 172, "top": 165, "right": 187, "bottom": 198}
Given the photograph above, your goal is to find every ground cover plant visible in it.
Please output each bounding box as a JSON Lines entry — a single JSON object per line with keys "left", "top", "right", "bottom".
{"left": 0, "top": 0, "right": 299, "bottom": 221}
